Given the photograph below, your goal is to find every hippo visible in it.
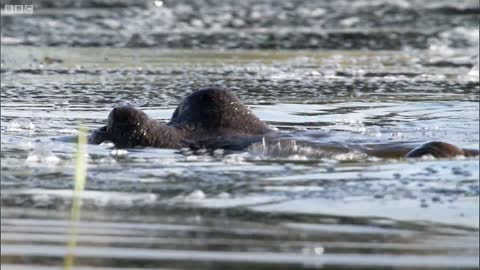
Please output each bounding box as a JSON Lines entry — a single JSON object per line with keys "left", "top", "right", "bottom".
{"left": 87, "top": 87, "right": 479, "bottom": 159}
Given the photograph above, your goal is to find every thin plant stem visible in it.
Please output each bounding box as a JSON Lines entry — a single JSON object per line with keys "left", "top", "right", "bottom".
{"left": 64, "top": 125, "right": 88, "bottom": 270}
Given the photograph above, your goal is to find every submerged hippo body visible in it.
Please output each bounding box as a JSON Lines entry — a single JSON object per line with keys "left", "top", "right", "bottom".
{"left": 89, "top": 87, "right": 274, "bottom": 150}
{"left": 88, "top": 87, "right": 479, "bottom": 159}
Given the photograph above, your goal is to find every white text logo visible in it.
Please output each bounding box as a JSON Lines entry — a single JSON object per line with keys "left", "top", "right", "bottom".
{"left": 4, "top": 5, "right": 34, "bottom": 14}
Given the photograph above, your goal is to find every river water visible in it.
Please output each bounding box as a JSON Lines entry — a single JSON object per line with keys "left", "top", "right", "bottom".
{"left": 1, "top": 0, "right": 479, "bottom": 269}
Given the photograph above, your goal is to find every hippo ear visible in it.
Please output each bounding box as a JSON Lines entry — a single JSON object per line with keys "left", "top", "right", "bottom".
{"left": 406, "top": 141, "right": 464, "bottom": 158}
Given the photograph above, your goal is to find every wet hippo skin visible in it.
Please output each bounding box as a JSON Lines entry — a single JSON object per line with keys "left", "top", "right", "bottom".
{"left": 88, "top": 87, "right": 479, "bottom": 158}
{"left": 89, "top": 87, "right": 274, "bottom": 150}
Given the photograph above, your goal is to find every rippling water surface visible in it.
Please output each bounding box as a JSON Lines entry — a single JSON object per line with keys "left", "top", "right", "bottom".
{"left": 1, "top": 0, "right": 479, "bottom": 269}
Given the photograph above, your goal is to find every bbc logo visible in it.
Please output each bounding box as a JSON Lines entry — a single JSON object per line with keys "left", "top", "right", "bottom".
{"left": 4, "top": 5, "right": 34, "bottom": 14}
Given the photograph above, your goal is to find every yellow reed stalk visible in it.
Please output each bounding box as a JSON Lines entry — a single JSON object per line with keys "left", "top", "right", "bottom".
{"left": 64, "top": 125, "right": 88, "bottom": 270}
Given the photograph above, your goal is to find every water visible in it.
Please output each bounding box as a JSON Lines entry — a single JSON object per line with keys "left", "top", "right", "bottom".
{"left": 1, "top": 0, "right": 479, "bottom": 269}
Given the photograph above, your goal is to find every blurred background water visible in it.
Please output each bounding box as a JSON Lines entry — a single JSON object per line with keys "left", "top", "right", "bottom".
{"left": 1, "top": 0, "right": 479, "bottom": 269}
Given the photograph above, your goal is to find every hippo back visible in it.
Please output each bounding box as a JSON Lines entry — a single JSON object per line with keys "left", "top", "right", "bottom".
{"left": 168, "top": 87, "right": 272, "bottom": 136}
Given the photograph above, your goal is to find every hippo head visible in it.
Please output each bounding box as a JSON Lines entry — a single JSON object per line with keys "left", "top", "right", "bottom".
{"left": 106, "top": 104, "right": 153, "bottom": 148}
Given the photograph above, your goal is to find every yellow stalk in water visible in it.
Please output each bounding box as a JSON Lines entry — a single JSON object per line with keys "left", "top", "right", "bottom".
{"left": 64, "top": 125, "right": 88, "bottom": 270}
